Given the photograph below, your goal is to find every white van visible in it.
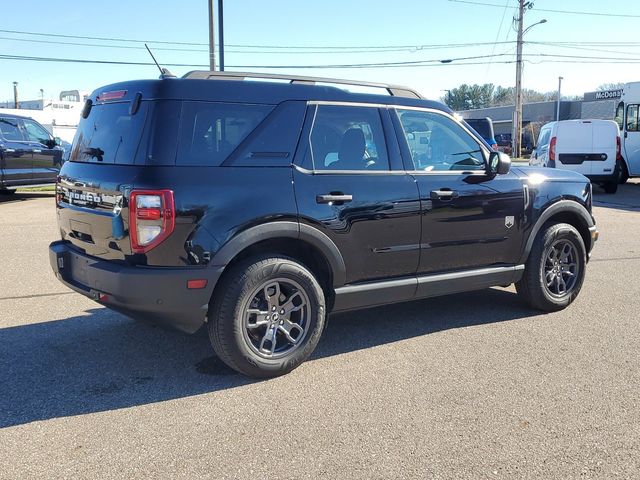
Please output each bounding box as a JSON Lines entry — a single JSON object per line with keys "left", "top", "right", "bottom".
{"left": 614, "top": 82, "right": 640, "bottom": 183}
{"left": 530, "top": 119, "right": 620, "bottom": 194}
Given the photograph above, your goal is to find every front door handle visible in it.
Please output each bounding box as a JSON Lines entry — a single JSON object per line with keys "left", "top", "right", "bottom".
{"left": 316, "top": 193, "right": 353, "bottom": 204}
{"left": 430, "top": 189, "right": 459, "bottom": 200}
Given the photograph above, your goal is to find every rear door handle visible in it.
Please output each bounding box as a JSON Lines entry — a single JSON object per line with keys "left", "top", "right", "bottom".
{"left": 430, "top": 189, "right": 459, "bottom": 200}
{"left": 316, "top": 194, "right": 353, "bottom": 204}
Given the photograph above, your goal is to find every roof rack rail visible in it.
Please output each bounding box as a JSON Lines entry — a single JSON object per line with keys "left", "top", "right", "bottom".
{"left": 182, "top": 70, "right": 423, "bottom": 99}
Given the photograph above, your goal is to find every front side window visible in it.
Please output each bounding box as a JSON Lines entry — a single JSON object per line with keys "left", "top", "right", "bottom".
{"left": 397, "top": 109, "right": 485, "bottom": 171}
{"left": 22, "top": 118, "right": 52, "bottom": 144}
{"left": 615, "top": 102, "right": 625, "bottom": 131}
{"left": 626, "top": 104, "right": 639, "bottom": 132}
{"left": 307, "top": 105, "right": 389, "bottom": 171}
{"left": 0, "top": 117, "right": 24, "bottom": 141}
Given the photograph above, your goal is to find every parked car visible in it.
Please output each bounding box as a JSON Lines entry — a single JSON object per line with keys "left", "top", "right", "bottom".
{"left": 0, "top": 113, "right": 63, "bottom": 193}
{"left": 530, "top": 119, "right": 620, "bottom": 194}
{"left": 614, "top": 82, "right": 640, "bottom": 183}
{"left": 465, "top": 117, "right": 497, "bottom": 150}
{"left": 49, "top": 72, "right": 598, "bottom": 377}
{"left": 496, "top": 132, "right": 535, "bottom": 156}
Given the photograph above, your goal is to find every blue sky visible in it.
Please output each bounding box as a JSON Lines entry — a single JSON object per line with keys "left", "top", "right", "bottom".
{"left": 1, "top": 0, "right": 640, "bottom": 103}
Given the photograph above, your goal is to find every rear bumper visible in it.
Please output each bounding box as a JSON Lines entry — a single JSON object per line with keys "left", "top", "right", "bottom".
{"left": 49, "top": 240, "right": 222, "bottom": 333}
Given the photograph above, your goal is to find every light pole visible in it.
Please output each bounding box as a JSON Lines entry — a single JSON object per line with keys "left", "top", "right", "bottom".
{"left": 514, "top": 1, "right": 547, "bottom": 158}
{"left": 556, "top": 76, "right": 563, "bottom": 121}
{"left": 13, "top": 81, "right": 18, "bottom": 109}
{"left": 208, "top": 0, "right": 216, "bottom": 71}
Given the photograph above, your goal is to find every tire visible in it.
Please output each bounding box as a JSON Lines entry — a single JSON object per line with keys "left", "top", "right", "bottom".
{"left": 618, "top": 160, "right": 629, "bottom": 184}
{"left": 516, "top": 222, "right": 586, "bottom": 312}
{"left": 0, "top": 188, "right": 16, "bottom": 195}
{"left": 207, "top": 255, "right": 326, "bottom": 378}
{"left": 603, "top": 180, "right": 618, "bottom": 194}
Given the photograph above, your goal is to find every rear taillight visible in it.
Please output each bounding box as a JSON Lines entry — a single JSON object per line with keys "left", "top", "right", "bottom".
{"left": 616, "top": 136, "right": 622, "bottom": 161}
{"left": 548, "top": 136, "right": 557, "bottom": 168}
{"left": 129, "top": 190, "right": 175, "bottom": 254}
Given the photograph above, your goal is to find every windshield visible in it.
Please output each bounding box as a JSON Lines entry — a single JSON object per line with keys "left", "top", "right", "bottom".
{"left": 70, "top": 101, "right": 149, "bottom": 164}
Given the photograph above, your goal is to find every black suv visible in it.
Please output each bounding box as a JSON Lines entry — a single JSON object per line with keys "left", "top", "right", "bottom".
{"left": 0, "top": 113, "right": 63, "bottom": 193}
{"left": 49, "top": 72, "right": 598, "bottom": 377}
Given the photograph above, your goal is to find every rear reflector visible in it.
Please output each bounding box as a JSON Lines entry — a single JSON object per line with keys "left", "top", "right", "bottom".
{"left": 187, "top": 279, "right": 208, "bottom": 289}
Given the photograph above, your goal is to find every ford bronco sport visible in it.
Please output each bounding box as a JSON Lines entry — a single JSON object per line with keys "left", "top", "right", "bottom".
{"left": 49, "top": 72, "right": 598, "bottom": 377}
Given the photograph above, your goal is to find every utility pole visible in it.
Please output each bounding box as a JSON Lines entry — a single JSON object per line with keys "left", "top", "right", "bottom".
{"left": 13, "top": 81, "right": 18, "bottom": 109}
{"left": 514, "top": 0, "right": 525, "bottom": 159}
{"left": 556, "top": 76, "right": 563, "bottom": 121}
{"left": 208, "top": 0, "right": 216, "bottom": 71}
{"left": 218, "top": 0, "right": 225, "bottom": 71}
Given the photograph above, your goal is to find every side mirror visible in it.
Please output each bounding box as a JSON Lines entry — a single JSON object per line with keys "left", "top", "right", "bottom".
{"left": 488, "top": 151, "right": 511, "bottom": 175}
{"left": 54, "top": 136, "right": 62, "bottom": 146}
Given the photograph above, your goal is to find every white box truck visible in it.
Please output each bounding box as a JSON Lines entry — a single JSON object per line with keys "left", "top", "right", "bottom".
{"left": 530, "top": 119, "right": 620, "bottom": 193}
{"left": 615, "top": 82, "right": 640, "bottom": 183}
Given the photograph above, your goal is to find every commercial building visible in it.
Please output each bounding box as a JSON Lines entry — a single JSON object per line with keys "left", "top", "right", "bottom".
{"left": 459, "top": 87, "right": 625, "bottom": 137}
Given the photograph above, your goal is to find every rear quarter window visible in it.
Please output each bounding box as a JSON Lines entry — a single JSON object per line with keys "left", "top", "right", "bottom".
{"left": 176, "top": 102, "right": 273, "bottom": 166}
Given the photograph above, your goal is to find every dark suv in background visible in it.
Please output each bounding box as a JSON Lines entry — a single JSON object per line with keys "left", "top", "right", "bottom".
{"left": 49, "top": 72, "right": 598, "bottom": 377}
{"left": 0, "top": 113, "right": 63, "bottom": 193}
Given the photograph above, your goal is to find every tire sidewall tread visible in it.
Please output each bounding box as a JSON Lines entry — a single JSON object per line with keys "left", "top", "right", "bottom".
{"left": 208, "top": 255, "right": 325, "bottom": 378}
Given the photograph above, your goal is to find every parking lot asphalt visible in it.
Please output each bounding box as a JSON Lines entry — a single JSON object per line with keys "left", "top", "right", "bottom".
{"left": 1, "top": 182, "right": 639, "bottom": 479}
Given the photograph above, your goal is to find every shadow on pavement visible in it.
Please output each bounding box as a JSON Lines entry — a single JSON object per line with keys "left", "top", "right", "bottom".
{"left": 0, "top": 288, "right": 536, "bottom": 428}
{"left": 593, "top": 180, "right": 640, "bottom": 212}
{"left": 0, "top": 191, "right": 55, "bottom": 204}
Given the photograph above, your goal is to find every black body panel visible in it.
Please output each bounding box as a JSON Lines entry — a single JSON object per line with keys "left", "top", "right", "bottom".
{"left": 48, "top": 76, "right": 598, "bottom": 333}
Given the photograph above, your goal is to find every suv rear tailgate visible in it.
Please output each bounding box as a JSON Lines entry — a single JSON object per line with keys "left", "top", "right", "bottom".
{"left": 56, "top": 162, "right": 144, "bottom": 260}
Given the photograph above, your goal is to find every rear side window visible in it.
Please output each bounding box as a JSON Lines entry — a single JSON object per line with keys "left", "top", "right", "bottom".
{"left": 306, "top": 104, "right": 389, "bottom": 171}
{"left": 70, "top": 102, "right": 149, "bottom": 164}
{"left": 615, "top": 102, "right": 624, "bottom": 131}
{"left": 626, "top": 105, "right": 639, "bottom": 132}
{"left": 0, "top": 117, "right": 24, "bottom": 141}
{"left": 176, "top": 102, "right": 273, "bottom": 166}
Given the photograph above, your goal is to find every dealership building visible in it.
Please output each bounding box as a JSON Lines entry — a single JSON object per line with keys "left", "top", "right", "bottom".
{"left": 459, "top": 88, "right": 623, "bottom": 135}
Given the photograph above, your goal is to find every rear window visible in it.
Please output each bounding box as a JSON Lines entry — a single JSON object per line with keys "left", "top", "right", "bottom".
{"left": 70, "top": 102, "right": 149, "bottom": 164}
{"left": 465, "top": 119, "right": 494, "bottom": 141}
{"left": 176, "top": 102, "right": 273, "bottom": 166}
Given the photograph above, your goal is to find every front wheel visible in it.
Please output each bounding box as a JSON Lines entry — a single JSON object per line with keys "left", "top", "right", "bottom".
{"left": 208, "top": 256, "right": 326, "bottom": 378}
{"left": 516, "top": 223, "right": 586, "bottom": 312}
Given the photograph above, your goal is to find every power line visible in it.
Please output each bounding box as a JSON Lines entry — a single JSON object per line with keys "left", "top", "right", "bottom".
{"left": 0, "top": 27, "right": 519, "bottom": 51}
{"left": 447, "top": 0, "right": 640, "bottom": 18}
{"left": 3, "top": 52, "right": 640, "bottom": 69}
{"left": 0, "top": 35, "right": 520, "bottom": 55}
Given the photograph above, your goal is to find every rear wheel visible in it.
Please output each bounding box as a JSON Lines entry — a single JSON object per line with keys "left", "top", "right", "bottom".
{"left": 618, "top": 159, "right": 629, "bottom": 184}
{"left": 516, "top": 223, "right": 586, "bottom": 312}
{"left": 208, "top": 256, "right": 326, "bottom": 378}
